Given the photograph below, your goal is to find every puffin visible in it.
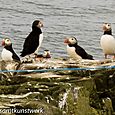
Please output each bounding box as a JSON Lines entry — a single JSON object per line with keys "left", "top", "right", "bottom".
{"left": 43, "top": 50, "right": 51, "bottom": 58}
{"left": 100, "top": 23, "right": 115, "bottom": 59}
{"left": 64, "top": 37, "right": 94, "bottom": 60}
{"left": 1, "top": 38, "right": 20, "bottom": 61}
{"left": 35, "top": 50, "right": 51, "bottom": 61}
{"left": 20, "top": 20, "right": 43, "bottom": 57}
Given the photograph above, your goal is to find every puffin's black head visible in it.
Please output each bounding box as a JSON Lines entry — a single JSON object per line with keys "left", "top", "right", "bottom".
{"left": 32, "top": 20, "right": 43, "bottom": 30}
{"left": 103, "top": 23, "right": 112, "bottom": 35}
{"left": 64, "top": 37, "right": 78, "bottom": 45}
{"left": 2, "top": 38, "right": 12, "bottom": 47}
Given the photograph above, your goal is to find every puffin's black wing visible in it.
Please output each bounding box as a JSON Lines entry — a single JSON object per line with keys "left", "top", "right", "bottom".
{"left": 10, "top": 47, "right": 20, "bottom": 61}
{"left": 20, "top": 31, "right": 41, "bottom": 57}
{"left": 75, "top": 45, "right": 93, "bottom": 60}
{"left": 6, "top": 46, "right": 20, "bottom": 61}
{"left": 12, "top": 52, "right": 20, "bottom": 61}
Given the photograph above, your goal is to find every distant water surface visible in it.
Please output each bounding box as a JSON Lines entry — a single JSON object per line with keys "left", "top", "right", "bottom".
{"left": 0, "top": 0, "right": 115, "bottom": 59}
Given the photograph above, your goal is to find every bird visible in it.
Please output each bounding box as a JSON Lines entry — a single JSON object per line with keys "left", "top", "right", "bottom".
{"left": 43, "top": 50, "right": 51, "bottom": 58}
{"left": 35, "top": 50, "right": 51, "bottom": 61}
{"left": 1, "top": 38, "right": 20, "bottom": 61}
{"left": 64, "top": 37, "right": 94, "bottom": 60}
{"left": 100, "top": 23, "right": 115, "bottom": 59}
{"left": 20, "top": 20, "right": 43, "bottom": 57}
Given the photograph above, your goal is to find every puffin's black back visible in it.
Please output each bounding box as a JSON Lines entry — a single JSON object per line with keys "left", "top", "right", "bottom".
{"left": 20, "top": 21, "right": 42, "bottom": 57}
{"left": 5, "top": 45, "right": 20, "bottom": 61}
{"left": 75, "top": 45, "right": 93, "bottom": 59}
{"left": 69, "top": 44, "right": 94, "bottom": 60}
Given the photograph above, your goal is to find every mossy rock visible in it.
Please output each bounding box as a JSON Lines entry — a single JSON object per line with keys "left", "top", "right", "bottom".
{"left": 15, "top": 100, "right": 62, "bottom": 115}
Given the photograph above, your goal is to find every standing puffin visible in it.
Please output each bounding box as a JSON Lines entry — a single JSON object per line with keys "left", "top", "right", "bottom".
{"left": 20, "top": 20, "right": 43, "bottom": 57}
{"left": 1, "top": 38, "right": 20, "bottom": 61}
{"left": 64, "top": 37, "right": 93, "bottom": 60}
{"left": 100, "top": 23, "right": 115, "bottom": 59}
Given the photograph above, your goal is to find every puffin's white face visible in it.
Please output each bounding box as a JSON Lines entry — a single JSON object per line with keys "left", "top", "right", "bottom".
{"left": 103, "top": 23, "right": 111, "bottom": 31}
{"left": 44, "top": 50, "right": 50, "bottom": 55}
{"left": 43, "top": 50, "right": 51, "bottom": 58}
{"left": 2, "top": 38, "right": 11, "bottom": 47}
{"left": 37, "top": 21, "right": 43, "bottom": 28}
{"left": 64, "top": 37, "right": 77, "bottom": 45}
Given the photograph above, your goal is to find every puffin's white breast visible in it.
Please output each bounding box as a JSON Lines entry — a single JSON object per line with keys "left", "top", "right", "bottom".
{"left": 39, "top": 33, "right": 43, "bottom": 47}
{"left": 35, "top": 33, "right": 43, "bottom": 54}
{"left": 67, "top": 45, "right": 82, "bottom": 60}
{"left": 100, "top": 35, "right": 115, "bottom": 54}
{"left": 1, "top": 48, "right": 13, "bottom": 61}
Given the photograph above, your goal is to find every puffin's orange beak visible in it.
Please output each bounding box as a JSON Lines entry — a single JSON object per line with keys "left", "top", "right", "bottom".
{"left": 103, "top": 24, "right": 107, "bottom": 31}
{"left": 64, "top": 39, "right": 70, "bottom": 44}
{"left": 1, "top": 39, "right": 5, "bottom": 46}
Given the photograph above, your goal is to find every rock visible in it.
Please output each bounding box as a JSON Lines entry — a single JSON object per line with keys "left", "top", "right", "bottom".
{"left": 0, "top": 58, "right": 115, "bottom": 114}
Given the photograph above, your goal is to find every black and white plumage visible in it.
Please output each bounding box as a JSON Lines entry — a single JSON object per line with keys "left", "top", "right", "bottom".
{"left": 20, "top": 20, "right": 43, "bottom": 57}
{"left": 100, "top": 23, "right": 115, "bottom": 59}
{"left": 64, "top": 37, "right": 93, "bottom": 60}
{"left": 1, "top": 38, "right": 20, "bottom": 61}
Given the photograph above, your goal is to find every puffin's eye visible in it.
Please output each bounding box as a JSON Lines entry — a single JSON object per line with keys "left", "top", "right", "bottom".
{"left": 6, "top": 39, "right": 9, "bottom": 42}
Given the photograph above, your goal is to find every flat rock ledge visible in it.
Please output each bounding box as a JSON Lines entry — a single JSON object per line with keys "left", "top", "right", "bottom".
{"left": 0, "top": 58, "right": 115, "bottom": 115}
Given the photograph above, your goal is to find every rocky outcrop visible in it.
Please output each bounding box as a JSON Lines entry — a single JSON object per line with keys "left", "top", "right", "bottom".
{"left": 0, "top": 58, "right": 115, "bottom": 115}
